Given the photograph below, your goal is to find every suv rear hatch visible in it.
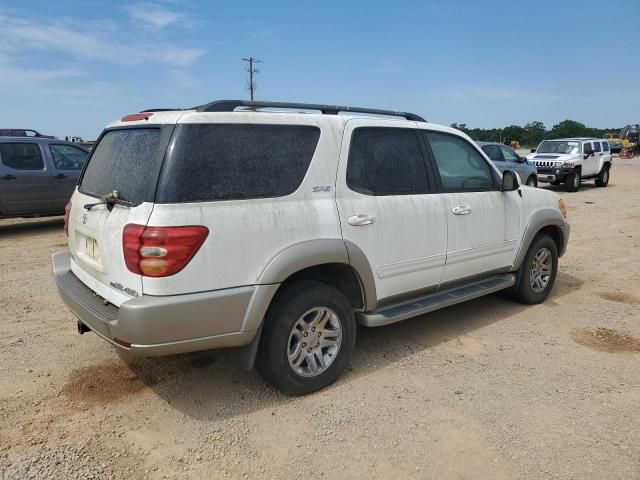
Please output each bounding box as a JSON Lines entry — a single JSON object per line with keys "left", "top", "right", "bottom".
{"left": 67, "top": 126, "right": 174, "bottom": 307}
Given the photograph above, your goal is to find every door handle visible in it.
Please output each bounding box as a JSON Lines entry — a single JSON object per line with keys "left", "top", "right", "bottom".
{"left": 54, "top": 173, "right": 67, "bottom": 179}
{"left": 452, "top": 205, "right": 471, "bottom": 215}
{"left": 1, "top": 174, "right": 16, "bottom": 181}
{"left": 348, "top": 214, "right": 376, "bottom": 226}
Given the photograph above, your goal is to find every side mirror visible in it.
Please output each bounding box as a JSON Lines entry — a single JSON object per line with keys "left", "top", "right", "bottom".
{"left": 530, "top": 148, "right": 536, "bottom": 153}
{"left": 501, "top": 170, "right": 520, "bottom": 191}
{"left": 518, "top": 155, "right": 527, "bottom": 163}
{"left": 583, "top": 147, "right": 594, "bottom": 159}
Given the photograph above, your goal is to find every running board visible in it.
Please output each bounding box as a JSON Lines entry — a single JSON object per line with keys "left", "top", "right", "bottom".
{"left": 357, "top": 273, "right": 516, "bottom": 327}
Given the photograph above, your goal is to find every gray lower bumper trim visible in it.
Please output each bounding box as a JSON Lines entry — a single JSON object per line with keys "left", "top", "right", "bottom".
{"left": 52, "top": 250, "right": 261, "bottom": 356}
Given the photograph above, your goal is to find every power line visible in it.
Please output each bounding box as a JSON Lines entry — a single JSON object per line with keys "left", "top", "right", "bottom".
{"left": 242, "top": 57, "right": 262, "bottom": 101}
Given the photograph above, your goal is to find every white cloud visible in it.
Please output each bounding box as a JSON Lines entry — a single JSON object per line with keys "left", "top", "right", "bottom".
{"left": 0, "top": 56, "right": 83, "bottom": 83}
{"left": 0, "top": 12, "right": 204, "bottom": 67}
{"left": 125, "top": 3, "right": 184, "bottom": 29}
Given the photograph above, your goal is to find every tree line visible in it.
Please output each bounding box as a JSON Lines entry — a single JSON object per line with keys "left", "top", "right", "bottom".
{"left": 450, "top": 120, "right": 619, "bottom": 147}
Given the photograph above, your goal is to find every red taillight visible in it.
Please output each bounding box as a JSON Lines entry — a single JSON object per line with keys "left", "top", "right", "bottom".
{"left": 64, "top": 201, "right": 72, "bottom": 237}
{"left": 123, "top": 224, "right": 209, "bottom": 277}
{"left": 121, "top": 112, "right": 153, "bottom": 122}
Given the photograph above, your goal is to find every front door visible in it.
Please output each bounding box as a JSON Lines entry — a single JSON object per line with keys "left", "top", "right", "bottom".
{"left": 582, "top": 141, "right": 599, "bottom": 176}
{"left": 0, "top": 142, "right": 52, "bottom": 215}
{"left": 335, "top": 120, "right": 448, "bottom": 301}
{"left": 421, "top": 130, "right": 520, "bottom": 284}
{"left": 48, "top": 143, "right": 89, "bottom": 211}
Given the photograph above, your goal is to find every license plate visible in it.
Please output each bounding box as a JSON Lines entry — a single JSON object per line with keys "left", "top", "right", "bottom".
{"left": 84, "top": 237, "right": 101, "bottom": 264}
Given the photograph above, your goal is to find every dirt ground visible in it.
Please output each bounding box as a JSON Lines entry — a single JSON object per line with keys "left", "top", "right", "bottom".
{"left": 1, "top": 158, "right": 639, "bottom": 480}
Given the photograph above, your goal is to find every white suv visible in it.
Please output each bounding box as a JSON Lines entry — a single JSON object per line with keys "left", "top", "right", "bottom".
{"left": 53, "top": 100, "right": 570, "bottom": 395}
{"left": 527, "top": 137, "right": 612, "bottom": 192}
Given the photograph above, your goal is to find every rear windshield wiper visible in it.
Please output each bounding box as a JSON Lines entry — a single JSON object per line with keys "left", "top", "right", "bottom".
{"left": 84, "top": 190, "right": 139, "bottom": 210}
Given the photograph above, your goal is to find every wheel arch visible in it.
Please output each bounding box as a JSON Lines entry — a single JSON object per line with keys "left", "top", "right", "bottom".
{"left": 238, "top": 239, "right": 377, "bottom": 371}
{"left": 512, "top": 208, "right": 567, "bottom": 271}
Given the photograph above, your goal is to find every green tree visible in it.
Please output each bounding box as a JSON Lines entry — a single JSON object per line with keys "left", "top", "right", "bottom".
{"left": 522, "top": 121, "right": 546, "bottom": 146}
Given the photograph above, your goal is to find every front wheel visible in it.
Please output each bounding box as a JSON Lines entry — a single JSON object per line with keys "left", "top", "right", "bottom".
{"left": 512, "top": 234, "right": 558, "bottom": 304}
{"left": 565, "top": 169, "right": 581, "bottom": 192}
{"left": 595, "top": 165, "right": 610, "bottom": 187}
{"left": 525, "top": 175, "right": 537, "bottom": 187}
{"left": 256, "top": 281, "right": 356, "bottom": 395}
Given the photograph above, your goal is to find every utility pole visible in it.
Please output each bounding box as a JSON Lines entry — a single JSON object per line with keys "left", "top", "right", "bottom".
{"left": 242, "top": 57, "right": 262, "bottom": 101}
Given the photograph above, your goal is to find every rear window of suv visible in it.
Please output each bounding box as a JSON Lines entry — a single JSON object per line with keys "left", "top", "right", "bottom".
{"left": 79, "top": 128, "right": 166, "bottom": 204}
{"left": 156, "top": 124, "right": 320, "bottom": 203}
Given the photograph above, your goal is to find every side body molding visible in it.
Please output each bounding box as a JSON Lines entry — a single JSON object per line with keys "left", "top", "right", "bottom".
{"left": 512, "top": 208, "right": 568, "bottom": 271}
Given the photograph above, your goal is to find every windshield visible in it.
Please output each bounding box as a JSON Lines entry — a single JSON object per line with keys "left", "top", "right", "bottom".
{"left": 79, "top": 128, "right": 166, "bottom": 204}
{"left": 537, "top": 141, "right": 580, "bottom": 155}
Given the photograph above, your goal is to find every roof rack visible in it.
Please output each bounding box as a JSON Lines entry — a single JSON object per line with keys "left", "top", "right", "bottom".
{"left": 191, "top": 100, "right": 426, "bottom": 122}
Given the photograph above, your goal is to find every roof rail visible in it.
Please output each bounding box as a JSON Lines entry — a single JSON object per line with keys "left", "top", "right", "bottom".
{"left": 192, "top": 100, "right": 426, "bottom": 122}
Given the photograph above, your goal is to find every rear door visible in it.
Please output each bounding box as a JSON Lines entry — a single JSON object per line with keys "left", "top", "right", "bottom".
{"left": 0, "top": 142, "right": 52, "bottom": 215}
{"left": 335, "top": 120, "right": 447, "bottom": 301}
{"left": 48, "top": 143, "right": 89, "bottom": 211}
{"left": 68, "top": 126, "right": 173, "bottom": 307}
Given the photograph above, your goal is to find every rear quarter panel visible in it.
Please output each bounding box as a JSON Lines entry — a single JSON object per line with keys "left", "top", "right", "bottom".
{"left": 143, "top": 115, "right": 345, "bottom": 296}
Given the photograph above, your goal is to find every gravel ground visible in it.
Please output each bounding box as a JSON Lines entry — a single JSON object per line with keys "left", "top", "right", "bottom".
{"left": 1, "top": 157, "right": 639, "bottom": 479}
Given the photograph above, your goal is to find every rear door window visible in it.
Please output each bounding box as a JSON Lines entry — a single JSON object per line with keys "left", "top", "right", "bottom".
{"left": 603, "top": 141, "right": 610, "bottom": 152}
{"left": 593, "top": 142, "right": 601, "bottom": 152}
{"left": 49, "top": 144, "right": 89, "bottom": 170}
{"left": 423, "top": 132, "right": 495, "bottom": 190}
{"left": 79, "top": 128, "right": 165, "bottom": 204}
{"left": 346, "top": 127, "right": 430, "bottom": 196}
{"left": 0, "top": 143, "right": 44, "bottom": 170}
{"left": 157, "top": 124, "right": 320, "bottom": 203}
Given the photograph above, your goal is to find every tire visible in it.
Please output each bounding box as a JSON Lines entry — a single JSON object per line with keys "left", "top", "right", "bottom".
{"left": 525, "top": 175, "right": 537, "bottom": 187}
{"left": 512, "top": 234, "right": 558, "bottom": 304}
{"left": 256, "top": 280, "right": 356, "bottom": 395}
{"left": 595, "top": 165, "right": 610, "bottom": 187}
{"left": 565, "top": 169, "right": 581, "bottom": 192}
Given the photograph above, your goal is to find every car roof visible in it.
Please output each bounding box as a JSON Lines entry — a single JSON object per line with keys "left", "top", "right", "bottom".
{"left": 0, "top": 137, "right": 84, "bottom": 147}
{"left": 544, "top": 137, "right": 604, "bottom": 142}
{"left": 475, "top": 141, "right": 503, "bottom": 146}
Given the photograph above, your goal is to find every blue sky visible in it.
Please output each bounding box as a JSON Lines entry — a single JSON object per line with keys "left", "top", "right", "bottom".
{"left": 1, "top": 0, "right": 638, "bottom": 139}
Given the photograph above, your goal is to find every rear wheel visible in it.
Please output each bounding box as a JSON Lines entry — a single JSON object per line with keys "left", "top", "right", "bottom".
{"left": 256, "top": 281, "right": 356, "bottom": 395}
{"left": 565, "top": 169, "right": 581, "bottom": 192}
{"left": 525, "top": 175, "right": 537, "bottom": 187}
{"left": 513, "top": 234, "right": 558, "bottom": 304}
{"left": 595, "top": 165, "right": 610, "bottom": 187}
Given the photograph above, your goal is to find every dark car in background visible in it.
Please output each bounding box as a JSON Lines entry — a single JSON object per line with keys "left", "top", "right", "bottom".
{"left": 0, "top": 137, "right": 89, "bottom": 218}
{"left": 476, "top": 141, "right": 538, "bottom": 187}
{"left": 0, "top": 129, "right": 56, "bottom": 139}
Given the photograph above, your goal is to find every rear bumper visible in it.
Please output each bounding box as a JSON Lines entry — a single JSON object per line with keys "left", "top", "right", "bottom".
{"left": 52, "top": 250, "right": 276, "bottom": 356}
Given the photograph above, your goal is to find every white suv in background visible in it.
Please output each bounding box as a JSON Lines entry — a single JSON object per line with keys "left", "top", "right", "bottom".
{"left": 53, "top": 100, "right": 570, "bottom": 395}
{"left": 528, "top": 138, "right": 612, "bottom": 191}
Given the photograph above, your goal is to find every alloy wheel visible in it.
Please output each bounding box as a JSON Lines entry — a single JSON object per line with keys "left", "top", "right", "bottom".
{"left": 287, "top": 307, "right": 342, "bottom": 377}
{"left": 529, "top": 247, "right": 553, "bottom": 293}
